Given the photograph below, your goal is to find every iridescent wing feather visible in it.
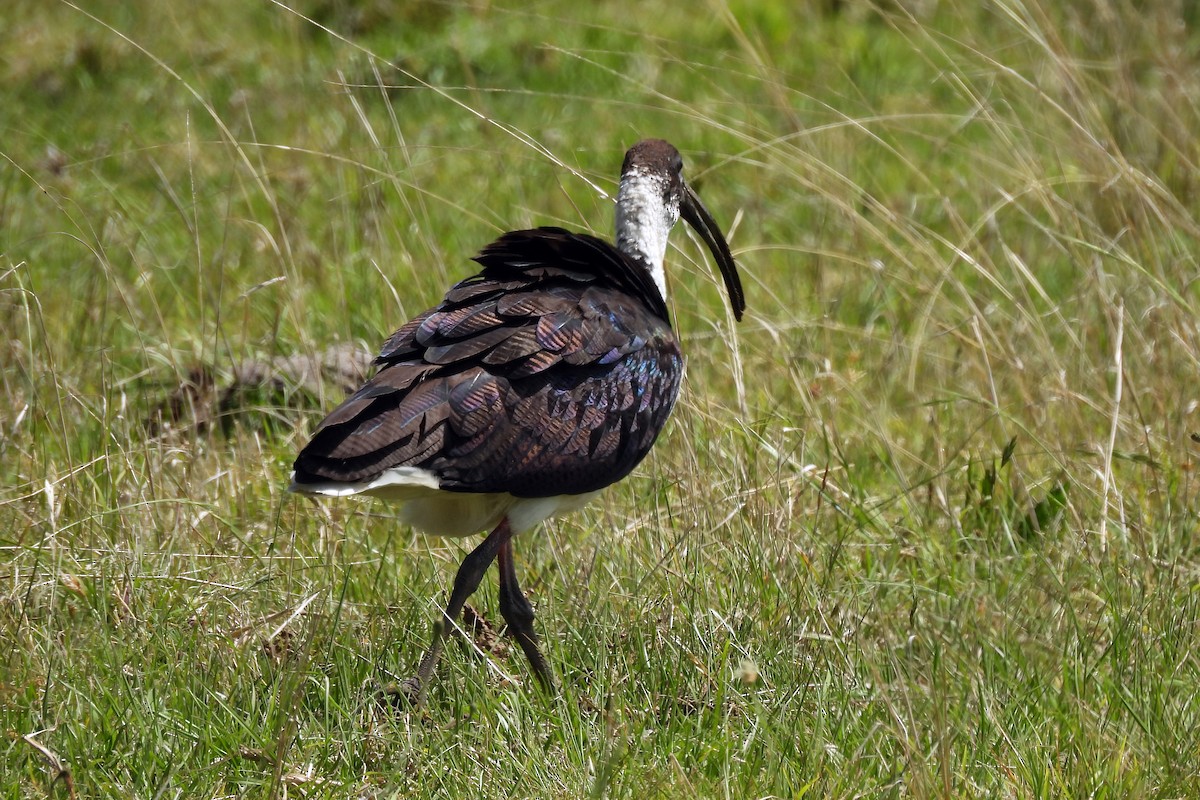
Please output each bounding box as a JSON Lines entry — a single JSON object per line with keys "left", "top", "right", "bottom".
{"left": 293, "top": 228, "right": 683, "bottom": 498}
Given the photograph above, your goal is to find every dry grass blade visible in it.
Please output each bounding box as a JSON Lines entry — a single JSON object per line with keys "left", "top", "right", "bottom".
{"left": 21, "top": 732, "right": 77, "bottom": 800}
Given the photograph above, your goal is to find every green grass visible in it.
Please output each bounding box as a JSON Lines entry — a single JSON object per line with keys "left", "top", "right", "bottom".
{"left": 4, "top": 0, "right": 1200, "bottom": 796}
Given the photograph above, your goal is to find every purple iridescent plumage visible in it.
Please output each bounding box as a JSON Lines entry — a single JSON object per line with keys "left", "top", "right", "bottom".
{"left": 292, "top": 227, "right": 683, "bottom": 497}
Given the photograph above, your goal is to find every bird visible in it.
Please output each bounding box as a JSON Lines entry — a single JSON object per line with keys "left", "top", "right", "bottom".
{"left": 290, "top": 139, "right": 744, "bottom": 703}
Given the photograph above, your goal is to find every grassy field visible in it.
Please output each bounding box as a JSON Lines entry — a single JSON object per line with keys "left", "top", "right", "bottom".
{"left": 4, "top": 0, "right": 1200, "bottom": 796}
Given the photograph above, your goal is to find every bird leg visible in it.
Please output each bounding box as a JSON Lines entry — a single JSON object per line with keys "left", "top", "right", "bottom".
{"left": 400, "top": 517, "right": 514, "bottom": 705}
{"left": 497, "top": 536, "right": 555, "bottom": 692}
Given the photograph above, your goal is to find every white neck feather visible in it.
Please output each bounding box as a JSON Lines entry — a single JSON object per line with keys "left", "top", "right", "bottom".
{"left": 615, "top": 168, "right": 674, "bottom": 304}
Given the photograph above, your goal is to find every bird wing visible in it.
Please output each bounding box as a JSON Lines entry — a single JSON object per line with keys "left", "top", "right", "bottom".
{"left": 293, "top": 228, "right": 683, "bottom": 498}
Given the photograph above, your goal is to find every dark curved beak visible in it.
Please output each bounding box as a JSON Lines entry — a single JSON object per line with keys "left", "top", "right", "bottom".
{"left": 681, "top": 183, "right": 745, "bottom": 321}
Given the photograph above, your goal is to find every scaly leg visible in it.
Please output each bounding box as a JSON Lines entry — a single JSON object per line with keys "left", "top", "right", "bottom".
{"left": 400, "top": 517, "right": 514, "bottom": 705}
{"left": 497, "top": 536, "right": 555, "bottom": 692}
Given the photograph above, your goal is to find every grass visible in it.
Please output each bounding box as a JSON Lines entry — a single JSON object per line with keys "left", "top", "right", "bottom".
{"left": 4, "top": 0, "right": 1200, "bottom": 796}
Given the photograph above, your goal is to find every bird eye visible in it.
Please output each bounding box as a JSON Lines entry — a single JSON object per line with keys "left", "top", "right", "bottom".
{"left": 671, "top": 153, "right": 683, "bottom": 174}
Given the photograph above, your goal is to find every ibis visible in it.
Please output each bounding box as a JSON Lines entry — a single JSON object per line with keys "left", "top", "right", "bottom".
{"left": 290, "top": 139, "right": 744, "bottom": 702}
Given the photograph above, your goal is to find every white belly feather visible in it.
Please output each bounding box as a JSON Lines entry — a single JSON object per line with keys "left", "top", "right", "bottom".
{"left": 289, "top": 466, "right": 601, "bottom": 537}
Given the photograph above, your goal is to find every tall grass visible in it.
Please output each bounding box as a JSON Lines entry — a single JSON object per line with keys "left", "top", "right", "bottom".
{"left": 3, "top": 0, "right": 1200, "bottom": 796}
